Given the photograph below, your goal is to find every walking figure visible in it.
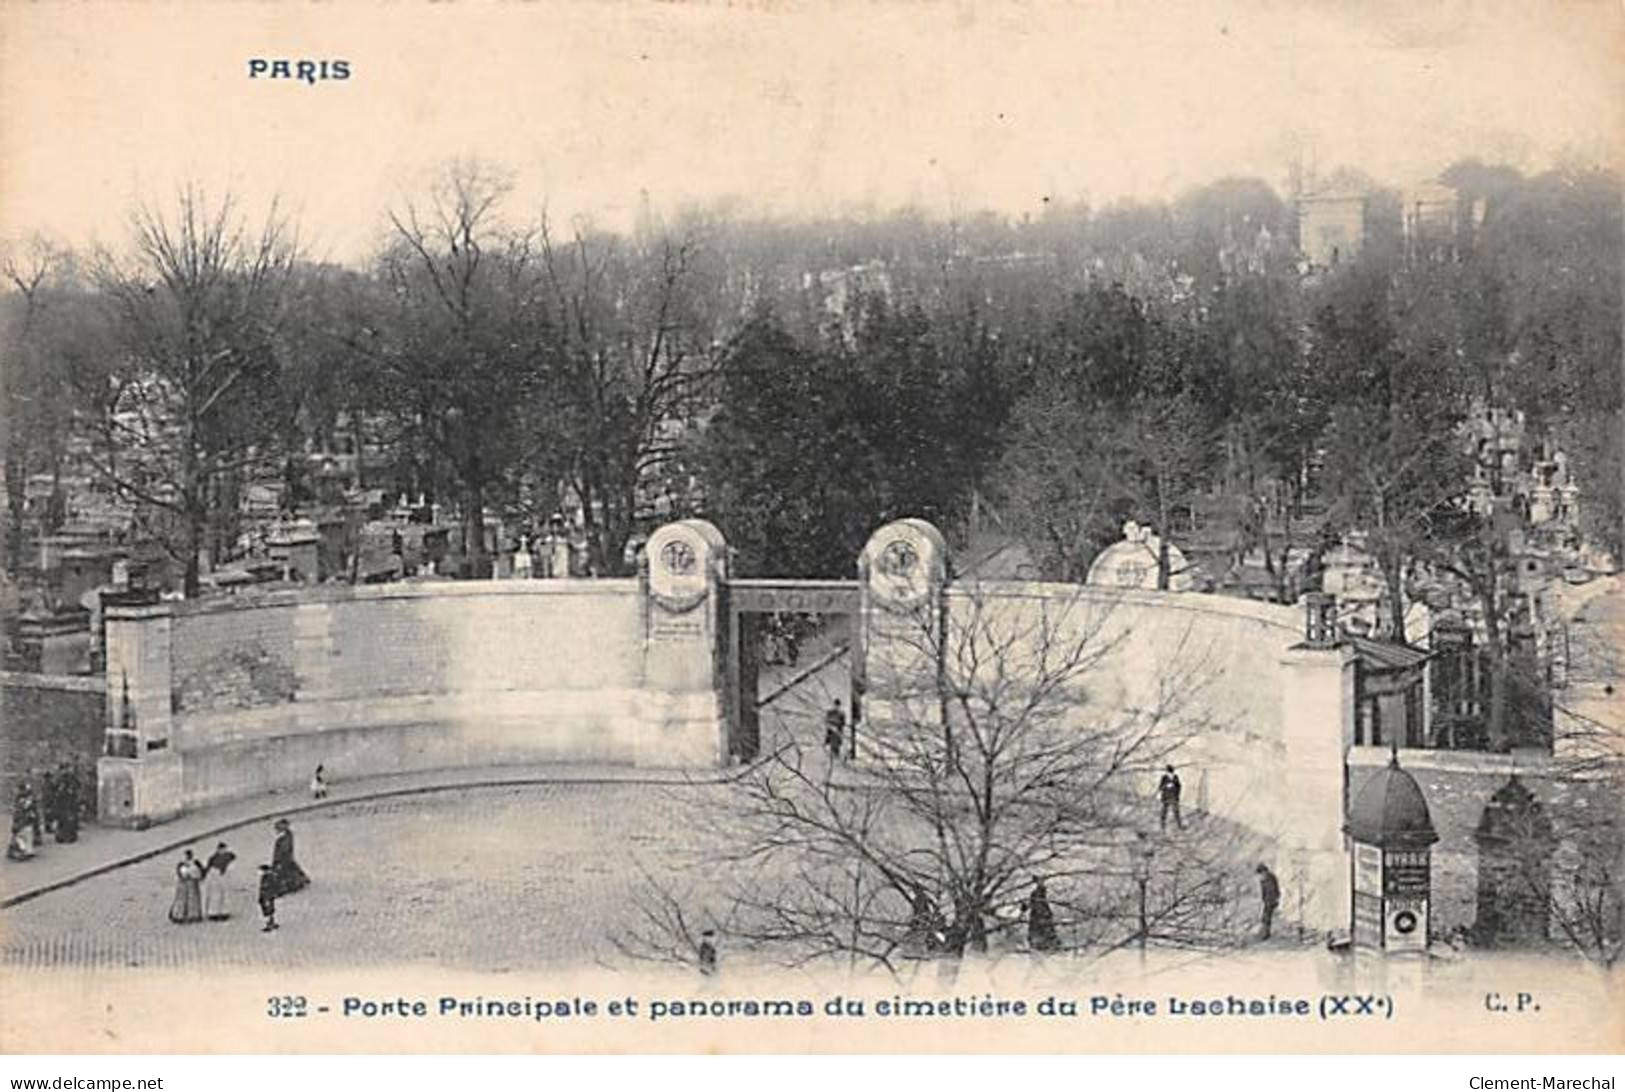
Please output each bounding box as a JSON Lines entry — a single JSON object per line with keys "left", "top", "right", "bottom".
{"left": 906, "top": 883, "right": 945, "bottom": 955}
{"left": 1158, "top": 765, "right": 1183, "bottom": 831}
{"left": 310, "top": 765, "right": 329, "bottom": 801}
{"left": 168, "top": 850, "right": 205, "bottom": 924}
{"left": 270, "top": 819, "right": 310, "bottom": 895}
{"left": 204, "top": 841, "right": 238, "bottom": 921}
{"left": 697, "top": 929, "right": 718, "bottom": 976}
{"left": 257, "top": 864, "right": 279, "bottom": 932}
{"left": 1256, "top": 863, "right": 1280, "bottom": 941}
{"left": 40, "top": 770, "right": 58, "bottom": 836}
{"left": 52, "top": 762, "right": 79, "bottom": 843}
{"left": 823, "top": 700, "right": 847, "bottom": 761}
{"left": 1027, "top": 878, "right": 1060, "bottom": 953}
{"left": 7, "top": 785, "right": 40, "bottom": 861}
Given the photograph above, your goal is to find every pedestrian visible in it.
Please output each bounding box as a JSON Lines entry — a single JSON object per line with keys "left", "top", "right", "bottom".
{"left": 270, "top": 818, "right": 310, "bottom": 896}
{"left": 1027, "top": 878, "right": 1060, "bottom": 953}
{"left": 22, "top": 781, "right": 42, "bottom": 849}
{"left": 168, "top": 850, "right": 205, "bottom": 924}
{"left": 783, "top": 616, "right": 800, "bottom": 667}
{"left": 7, "top": 786, "right": 39, "bottom": 861}
{"left": 39, "top": 769, "right": 57, "bottom": 836}
{"left": 823, "top": 700, "right": 846, "bottom": 761}
{"left": 310, "top": 764, "right": 329, "bottom": 801}
{"left": 1256, "top": 863, "right": 1280, "bottom": 941}
{"left": 203, "top": 841, "right": 238, "bottom": 921}
{"left": 53, "top": 762, "right": 79, "bottom": 843}
{"left": 697, "top": 929, "right": 718, "bottom": 976}
{"left": 257, "top": 864, "right": 279, "bottom": 932}
{"left": 905, "top": 883, "right": 943, "bottom": 956}
{"left": 1158, "top": 765, "right": 1184, "bottom": 831}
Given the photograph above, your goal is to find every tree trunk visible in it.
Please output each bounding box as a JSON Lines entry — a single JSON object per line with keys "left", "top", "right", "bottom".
{"left": 182, "top": 432, "right": 203, "bottom": 599}
{"left": 4, "top": 448, "right": 26, "bottom": 578}
{"left": 462, "top": 468, "right": 488, "bottom": 580}
{"left": 1482, "top": 580, "right": 1510, "bottom": 752}
{"left": 1381, "top": 545, "right": 1407, "bottom": 643}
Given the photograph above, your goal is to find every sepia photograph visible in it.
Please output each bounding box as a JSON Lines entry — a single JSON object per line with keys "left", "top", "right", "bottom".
{"left": 0, "top": 0, "right": 1620, "bottom": 1059}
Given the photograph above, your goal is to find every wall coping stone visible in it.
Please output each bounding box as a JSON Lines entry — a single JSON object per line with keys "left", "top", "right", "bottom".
{"left": 114, "top": 578, "right": 643, "bottom": 621}
{"left": 945, "top": 579, "right": 1301, "bottom": 634}
{"left": 0, "top": 671, "right": 105, "bottom": 693}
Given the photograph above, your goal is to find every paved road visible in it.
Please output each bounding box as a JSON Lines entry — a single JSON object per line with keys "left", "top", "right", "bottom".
{"left": 0, "top": 762, "right": 726, "bottom": 908}
{"left": 2, "top": 781, "right": 733, "bottom": 972}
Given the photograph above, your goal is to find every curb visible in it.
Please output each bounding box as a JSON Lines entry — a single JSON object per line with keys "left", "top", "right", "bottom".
{"left": 0, "top": 767, "right": 742, "bottom": 912}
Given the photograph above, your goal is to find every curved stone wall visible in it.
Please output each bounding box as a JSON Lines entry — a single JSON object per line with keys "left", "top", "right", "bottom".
{"left": 951, "top": 582, "right": 1304, "bottom": 837}
{"left": 99, "top": 518, "right": 1352, "bottom": 933}
{"left": 99, "top": 578, "right": 726, "bottom": 822}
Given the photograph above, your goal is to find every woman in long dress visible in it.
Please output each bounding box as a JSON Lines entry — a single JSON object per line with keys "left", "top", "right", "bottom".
{"left": 203, "top": 842, "right": 237, "bottom": 920}
{"left": 168, "top": 850, "right": 205, "bottom": 924}
{"left": 7, "top": 790, "right": 38, "bottom": 861}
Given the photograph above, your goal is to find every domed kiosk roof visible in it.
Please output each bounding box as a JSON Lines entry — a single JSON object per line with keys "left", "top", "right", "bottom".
{"left": 1346, "top": 756, "right": 1439, "bottom": 849}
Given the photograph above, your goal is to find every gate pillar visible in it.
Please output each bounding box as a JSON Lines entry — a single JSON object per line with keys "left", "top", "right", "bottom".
{"left": 856, "top": 519, "right": 948, "bottom": 757}
{"left": 641, "top": 520, "right": 729, "bottom": 767}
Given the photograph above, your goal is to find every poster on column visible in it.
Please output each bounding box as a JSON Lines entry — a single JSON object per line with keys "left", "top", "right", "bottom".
{"left": 0, "top": 0, "right": 1622, "bottom": 1061}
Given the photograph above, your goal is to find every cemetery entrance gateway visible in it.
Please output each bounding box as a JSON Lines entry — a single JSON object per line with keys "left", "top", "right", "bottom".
{"left": 721, "top": 578, "right": 861, "bottom": 762}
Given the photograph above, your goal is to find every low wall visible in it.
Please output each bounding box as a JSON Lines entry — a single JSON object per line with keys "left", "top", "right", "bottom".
{"left": 0, "top": 672, "right": 103, "bottom": 803}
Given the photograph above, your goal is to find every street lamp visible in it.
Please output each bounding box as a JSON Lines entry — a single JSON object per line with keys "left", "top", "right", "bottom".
{"left": 1132, "top": 831, "right": 1156, "bottom": 956}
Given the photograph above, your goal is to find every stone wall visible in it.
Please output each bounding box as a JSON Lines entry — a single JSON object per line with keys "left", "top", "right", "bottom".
{"left": 0, "top": 672, "right": 103, "bottom": 803}
{"left": 937, "top": 582, "right": 1305, "bottom": 837}
{"left": 859, "top": 557, "right": 1353, "bottom": 930}
{"left": 101, "top": 578, "right": 722, "bottom": 819}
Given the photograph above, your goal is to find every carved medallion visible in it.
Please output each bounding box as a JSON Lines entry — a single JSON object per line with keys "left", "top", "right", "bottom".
{"left": 661, "top": 539, "right": 697, "bottom": 577}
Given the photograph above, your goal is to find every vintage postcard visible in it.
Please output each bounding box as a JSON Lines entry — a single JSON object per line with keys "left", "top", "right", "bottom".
{"left": 0, "top": 0, "right": 1621, "bottom": 1057}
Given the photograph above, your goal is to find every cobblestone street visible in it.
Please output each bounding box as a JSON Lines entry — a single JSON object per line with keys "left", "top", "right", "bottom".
{"left": 1, "top": 782, "right": 731, "bottom": 972}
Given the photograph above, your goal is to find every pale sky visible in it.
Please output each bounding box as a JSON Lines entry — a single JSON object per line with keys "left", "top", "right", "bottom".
{"left": 1, "top": 0, "right": 1620, "bottom": 265}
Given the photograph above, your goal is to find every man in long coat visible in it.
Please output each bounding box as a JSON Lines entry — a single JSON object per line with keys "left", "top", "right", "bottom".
{"left": 1027, "top": 878, "right": 1060, "bottom": 952}
{"left": 1256, "top": 863, "right": 1281, "bottom": 940}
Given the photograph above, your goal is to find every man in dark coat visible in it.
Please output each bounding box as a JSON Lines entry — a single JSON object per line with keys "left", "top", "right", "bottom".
{"left": 1027, "top": 878, "right": 1060, "bottom": 952}
{"left": 51, "top": 762, "right": 80, "bottom": 842}
{"left": 39, "top": 771, "right": 58, "bottom": 836}
{"left": 270, "top": 819, "right": 310, "bottom": 896}
{"left": 904, "top": 883, "right": 946, "bottom": 955}
{"left": 257, "top": 864, "right": 279, "bottom": 932}
{"left": 1158, "top": 765, "right": 1183, "bottom": 831}
{"left": 823, "top": 701, "right": 846, "bottom": 761}
{"left": 52, "top": 776, "right": 79, "bottom": 844}
{"left": 1256, "top": 863, "right": 1281, "bottom": 940}
{"left": 697, "top": 930, "right": 718, "bottom": 976}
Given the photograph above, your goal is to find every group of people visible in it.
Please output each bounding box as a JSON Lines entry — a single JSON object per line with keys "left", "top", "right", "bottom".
{"left": 168, "top": 817, "right": 310, "bottom": 932}
{"left": 894, "top": 860, "right": 1280, "bottom": 961}
{"left": 166, "top": 843, "right": 238, "bottom": 923}
{"left": 7, "top": 761, "right": 89, "bottom": 861}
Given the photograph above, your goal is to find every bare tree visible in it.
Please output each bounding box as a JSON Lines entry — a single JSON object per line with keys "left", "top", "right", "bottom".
{"left": 616, "top": 584, "right": 1267, "bottom": 976}
{"left": 87, "top": 188, "right": 300, "bottom": 596}
{"left": 538, "top": 215, "right": 720, "bottom": 573}
{"left": 367, "top": 162, "right": 555, "bottom": 576}
{"left": 3, "top": 236, "right": 75, "bottom": 575}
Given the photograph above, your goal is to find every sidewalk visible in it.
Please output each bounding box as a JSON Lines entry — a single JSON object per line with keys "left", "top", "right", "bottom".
{"left": 0, "top": 761, "right": 733, "bottom": 909}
